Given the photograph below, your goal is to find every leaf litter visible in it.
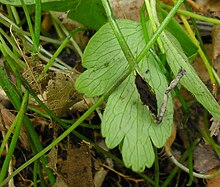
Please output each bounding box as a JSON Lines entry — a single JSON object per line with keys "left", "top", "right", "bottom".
{"left": 45, "top": 70, "right": 81, "bottom": 116}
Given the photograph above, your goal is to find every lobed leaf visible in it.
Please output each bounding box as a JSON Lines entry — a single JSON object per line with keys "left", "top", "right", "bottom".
{"left": 102, "top": 54, "right": 173, "bottom": 172}
{"left": 76, "top": 20, "right": 174, "bottom": 172}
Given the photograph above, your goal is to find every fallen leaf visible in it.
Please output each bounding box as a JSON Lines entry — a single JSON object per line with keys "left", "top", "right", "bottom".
{"left": 54, "top": 175, "right": 69, "bottom": 187}
{"left": 46, "top": 147, "right": 58, "bottom": 172}
{"left": 193, "top": 143, "right": 220, "bottom": 173}
{"left": 46, "top": 70, "right": 81, "bottom": 116}
{"left": 0, "top": 104, "right": 30, "bottom": 150}
{"left": 210, "top": 117, "right": 220, "bottom": 137}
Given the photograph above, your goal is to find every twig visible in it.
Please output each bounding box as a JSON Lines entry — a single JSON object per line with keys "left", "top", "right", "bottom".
{"left": 157, "top": 68, "right": 186, "bottom": 124}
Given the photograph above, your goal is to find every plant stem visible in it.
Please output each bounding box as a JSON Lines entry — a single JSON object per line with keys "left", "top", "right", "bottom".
{"left": 0, "top": 92, "right": 29, "bottom": 182}
{"left": 184, "top": 1, "right": 209, "bottom": 61}
{"left": 0, "top": 67, "right": 55, "bottom": 186}
{"left": 50, "top": 12, "right": 83, "bottom": 58}
{"left": 101, "top": 0, "right": 137, "bottom": 71}
{"left": 187, "top": 143, "right": 194, "bottom": 186}
{"left": 10, "top": 6, "right": 21, "bottom": 25}
{"left": 0, "top": 33, "right": 25, "bottom": 69}
{"left": 42, "top": 28, "right": 85, "bottom": 75}
{"left": 180, "top": 14, "right": 216, "bottom": 87}
{"left": 20, "top": 0, "right": 36, "bottom": 52}
{"left": 0, "top": 94, "right": 106, "bottom": 187}
{"left": 136, "top": 0, "right": 184, "bottom": 63}
{"left": 145, "top": 0, "right": 165, "bottom": 53}
{"left": 0, "top": 12, "right": 71, "bottom": 70}
{"left": 160, "top": 3, "right": 220, "bottom": 25}
{"left": 165, "top": 144, "right": 220, "bottom": 179}
{"left": 162, "top": 149, "right": 188, "bottom": 187}
{"left": 34, "top": 0, "right": 41, "bottom": 51}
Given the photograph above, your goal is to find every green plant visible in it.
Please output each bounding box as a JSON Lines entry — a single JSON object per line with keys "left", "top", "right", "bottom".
{"left": 0, "top": 0, "right": 220, "bottom": 186}
{"left": 75, "top": 0, "right": 220, "bottom": 172}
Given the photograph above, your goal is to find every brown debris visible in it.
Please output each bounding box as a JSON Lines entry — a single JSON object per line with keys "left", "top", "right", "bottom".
{"left": 0, "top": 104, "right": 30, "bottom": 151}
{"left": 60, "top": 143, "right": 94, "bottom": 187}
{"left": 45, "top": 70, "right": 81, "bottom": 116}
{"left": 212, "top": 25, "right": 220, "bottom": 77}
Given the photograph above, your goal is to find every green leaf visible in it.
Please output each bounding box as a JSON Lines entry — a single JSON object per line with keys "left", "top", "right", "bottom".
{"left": 0, "top": 0, "right": 75, "bottom": 11}
{"left": 42, "top": 0, "right": 75, "bottom": 12}
{"left": 67, "top": 0, "right": 107, "bottom": 30}
{"left": 0, "top": 0, "right": 56, "bottom": 6}
{"left": 76, "top": 20, "right": 174, "bottom": 172}
{"left": 102, "top": 54, "right": 173, "bottom": 172}
{"left": 0, "top": 0, "right": 107, "bottom": 30}
{"left": 161, "top": 31, "right": 220, "bottom": 122}
{"left": 76, "top": 20, "right": 133, "bottom": 97}
{"left": 158, "top": 8, "right": 198, "bottom": 60}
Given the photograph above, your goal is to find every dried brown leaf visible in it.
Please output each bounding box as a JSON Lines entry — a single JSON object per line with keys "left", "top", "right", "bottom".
{"left": 45, "top": 70, "right": 81, "bottom": 116}
{"left": 193, "top": 143, "right": 220, "bottom": 173}
{"left": 22, "top": 60, "right": 44, "bottom": 94}
{"left": 0, "top": 104, "right": 30, "bottom": 150}
{"left": 210, "top": 117, "right": 220, "bottom": 136}
{"left": 46, "top": 147, "right": 58, "bottom": 171}
{"left": 70, "top": 97, "right": 93, "bottom": 112}
{"left": 54, "top": 176, "right": 69, "bottom": 187}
